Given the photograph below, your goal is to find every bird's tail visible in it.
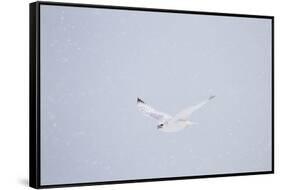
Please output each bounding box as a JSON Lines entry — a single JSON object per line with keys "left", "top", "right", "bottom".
{"left": 187, "top": 121, "right": 198, "bottom": 126}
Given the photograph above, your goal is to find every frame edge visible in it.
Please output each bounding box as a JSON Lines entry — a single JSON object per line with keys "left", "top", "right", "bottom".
{"left": 29, "top": 2, "right": 41, "bottom": 189}
{"left": 37, "top": 0, "right": 274, "bottom": 19}
{"left": 271, "top": 16, "right": 274, "bottom": 174}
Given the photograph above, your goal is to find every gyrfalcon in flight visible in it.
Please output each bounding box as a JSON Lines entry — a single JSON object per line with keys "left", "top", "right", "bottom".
{"left": 137, "top": 96, "right": 215, "bottom": 132}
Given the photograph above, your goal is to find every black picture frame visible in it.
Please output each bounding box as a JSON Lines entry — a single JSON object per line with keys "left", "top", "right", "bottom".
{"left": 29, "top": 1, "right": 274, "bottom": 189}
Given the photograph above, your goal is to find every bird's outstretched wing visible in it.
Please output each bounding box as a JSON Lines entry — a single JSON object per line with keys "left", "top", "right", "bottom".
{"left": 137, "top": 98, "right": 171, "bottom": 123}
{"left": 173, "top": 95, "right": 216, "bottom": 121}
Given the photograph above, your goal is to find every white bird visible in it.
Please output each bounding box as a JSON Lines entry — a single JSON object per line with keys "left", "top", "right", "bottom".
{"left": 137, "top": 96, "right": 216, "bottom": 132}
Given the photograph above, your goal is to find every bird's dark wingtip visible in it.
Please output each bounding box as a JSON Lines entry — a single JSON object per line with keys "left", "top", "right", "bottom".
{"left": 209, "top": 95, "right": 216, "bottom": 100}
{"left": 137, "top": 97, "right": 145, "bottom": 103}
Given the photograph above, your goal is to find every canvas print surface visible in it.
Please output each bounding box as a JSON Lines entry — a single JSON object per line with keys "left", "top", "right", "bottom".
{"left": 40, "top": 5, "right": 272, "bottom": 185}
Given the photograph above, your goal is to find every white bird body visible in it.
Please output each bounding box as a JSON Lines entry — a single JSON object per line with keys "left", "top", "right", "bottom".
{"left": 137, "top": 96, "right": 215, "bottom": 133}
{"left": 158, "top": 120, "right": 190, "bottom": 132}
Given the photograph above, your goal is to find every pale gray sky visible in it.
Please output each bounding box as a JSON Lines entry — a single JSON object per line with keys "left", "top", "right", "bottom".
{"left": 40, "top": 5, "right": 272, "bottom": 185}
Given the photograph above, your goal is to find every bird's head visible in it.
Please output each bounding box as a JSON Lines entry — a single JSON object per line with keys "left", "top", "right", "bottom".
{"left": 157, "top": 123, "right": 164, "bottom": 129}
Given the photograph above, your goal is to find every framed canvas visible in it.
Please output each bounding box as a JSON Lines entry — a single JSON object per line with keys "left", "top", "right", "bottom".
{"left": 29, "top": 1, "right": 274, "bottom": 188}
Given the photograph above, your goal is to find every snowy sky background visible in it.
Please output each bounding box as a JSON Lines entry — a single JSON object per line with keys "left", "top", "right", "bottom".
{"left": 40, "top": 5, "right": 272, "bottom": 185}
